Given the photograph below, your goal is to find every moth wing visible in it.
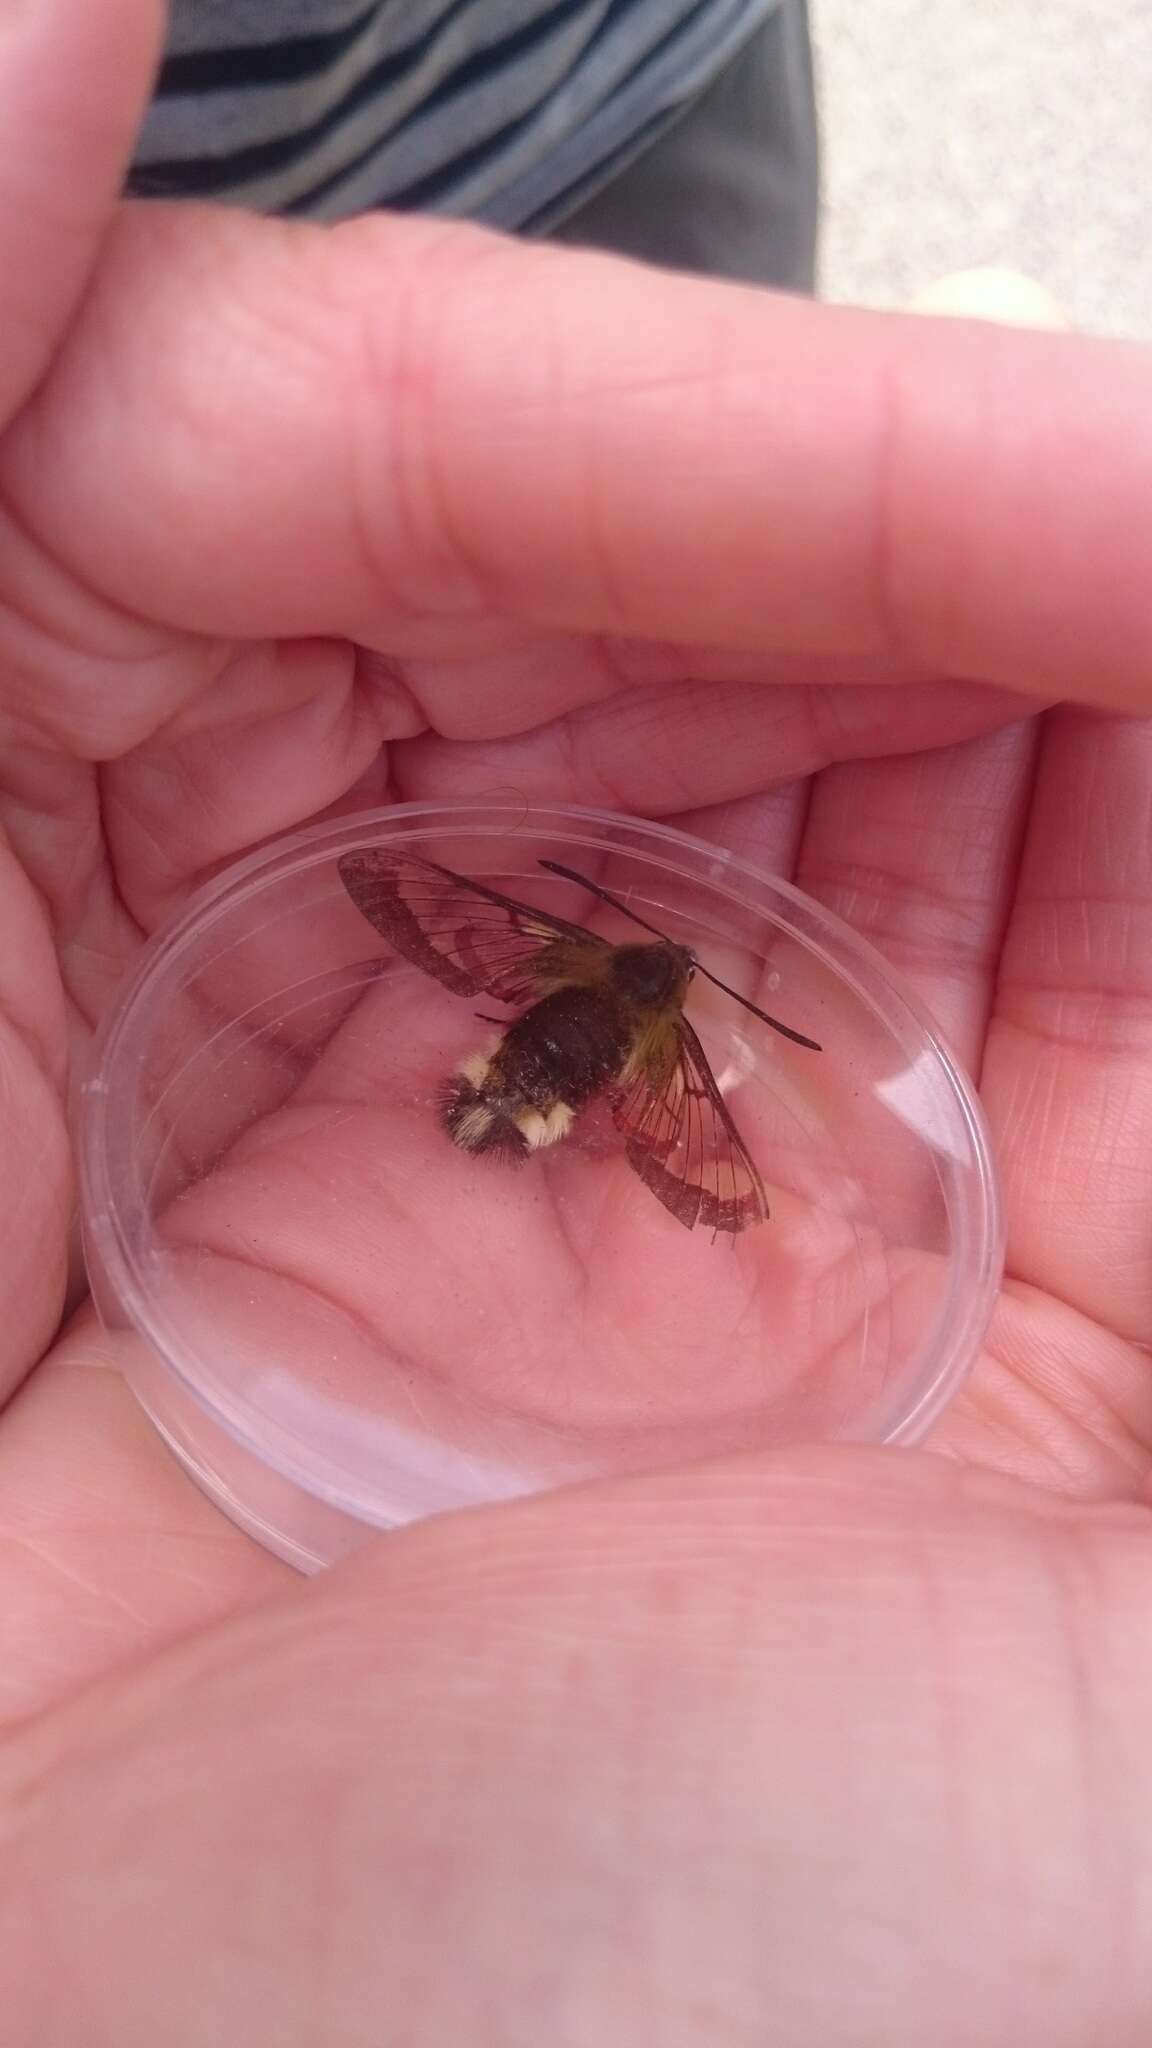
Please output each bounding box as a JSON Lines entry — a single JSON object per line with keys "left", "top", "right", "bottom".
{"left": 337, "top": 848, "right": 610, "bottom": 1006}
{"left": 610, "top": 1016, "right": 768, "bottom": 1234}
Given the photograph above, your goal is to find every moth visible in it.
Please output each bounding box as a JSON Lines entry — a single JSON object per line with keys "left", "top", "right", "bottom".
{"left": 338, "top": 848, "right": 821, "bottom": 1235}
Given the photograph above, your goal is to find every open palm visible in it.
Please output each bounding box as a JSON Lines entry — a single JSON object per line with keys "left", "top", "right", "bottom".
{"left": 2, "top": 5, "right": 1152, "bottom": 2041}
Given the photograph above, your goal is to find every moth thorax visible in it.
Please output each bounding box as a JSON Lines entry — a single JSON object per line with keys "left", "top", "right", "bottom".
{"left": 610, "top": 942, "right": 693, "bottom": 1009}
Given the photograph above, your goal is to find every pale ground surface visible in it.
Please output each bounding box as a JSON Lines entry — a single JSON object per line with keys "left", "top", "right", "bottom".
{"left": 812, "top": 0, "right": 1152, "bottom": 340}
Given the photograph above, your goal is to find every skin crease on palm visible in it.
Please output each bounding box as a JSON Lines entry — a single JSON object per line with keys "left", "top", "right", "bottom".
{"left": 3, "top": 0, "right": 1152, "bottom": 2039}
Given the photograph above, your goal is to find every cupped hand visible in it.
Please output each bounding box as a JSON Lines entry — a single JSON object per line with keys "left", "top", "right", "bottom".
{"left": 3, "top": 2, "right": 1152, "bottom": 2040}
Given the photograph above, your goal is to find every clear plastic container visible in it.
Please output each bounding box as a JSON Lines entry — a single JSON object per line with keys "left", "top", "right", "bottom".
{"left": 79, "top": 803, "right": 1002, "bottom": 1569}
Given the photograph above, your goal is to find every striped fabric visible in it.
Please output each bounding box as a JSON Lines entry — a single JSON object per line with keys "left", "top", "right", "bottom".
{"left": 129, "top": 0, "right": 782, "bottom": 226}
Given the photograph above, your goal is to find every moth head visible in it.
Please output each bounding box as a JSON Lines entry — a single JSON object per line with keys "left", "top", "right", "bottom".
{"left": 610, "top": 941, "right": 695, "bottom": 1009}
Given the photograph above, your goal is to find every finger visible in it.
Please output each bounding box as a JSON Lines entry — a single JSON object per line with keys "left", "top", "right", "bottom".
{"left": 391, "top": 674, "right": 1034, "bottom": 818}
{"left": 377, "top": 634, "right": 931, "bottom": 745}
{"left": 672, "top": 785, "right": 811, "bottom": 879}
{"left": 4, "top": 1451, "right": 1152, "bottom": 2045}
{"left": 982, "top": 709, "right": 1152, "bottom": 1343}
{"left": 0, "top": 842, "right": 70, "bottom": 1405}
{"left": 0, "top": 1314, "right": 291, "bottom": 1726}
{"left": 0, "top": 641, "right": 401, "bottom": 1078}
{"left": 932, "top": 1282, "right": 1152, "bottom": 1503}
{"left": 101, "top": 640, "right": 396, "bottom": 932}
{"left": 792, "top": 720, "right": 1038, "bottom": 1070}
{"left": 0, "top": 0, "right": 161, "bottom": 422}
{"left": 6, "top": 209, "right": 1152, "bottom": 706}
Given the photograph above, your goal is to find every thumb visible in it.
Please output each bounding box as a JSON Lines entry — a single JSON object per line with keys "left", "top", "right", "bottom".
{"left": 0, "top": 0, "right": 162, "bottom": 422}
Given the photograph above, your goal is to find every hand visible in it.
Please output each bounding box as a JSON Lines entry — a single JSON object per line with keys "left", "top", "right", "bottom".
{"left": 3, "top": 2, "right": 1152, "bottom": 2040}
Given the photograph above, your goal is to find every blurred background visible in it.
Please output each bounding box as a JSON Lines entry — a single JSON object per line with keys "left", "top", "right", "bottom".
{"left": 813, "top": 0, "right": 1151, "bottom": 339}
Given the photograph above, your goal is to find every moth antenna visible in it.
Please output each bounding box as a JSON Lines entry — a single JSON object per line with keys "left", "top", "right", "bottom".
{"left": 538, "top": 859, "right": 822, "bottom": 1052}
{"left": 537, "top": 859, "right": 675, "bottom": 944}
{"left": 693, "top": 963, "right": 822, "bottom": 1051}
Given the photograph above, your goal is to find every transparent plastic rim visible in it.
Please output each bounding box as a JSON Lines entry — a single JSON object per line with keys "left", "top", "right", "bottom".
{"left": 79, "top": 801, "right": 1004, "bottom": 1492}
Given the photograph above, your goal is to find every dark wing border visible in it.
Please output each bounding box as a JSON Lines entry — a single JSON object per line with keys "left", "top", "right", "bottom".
{"left": 612, "top": 1016, "right": 769, "bottom": 1234}
{"left": 337, "top": 848, "right": 610, "bottom": 1007}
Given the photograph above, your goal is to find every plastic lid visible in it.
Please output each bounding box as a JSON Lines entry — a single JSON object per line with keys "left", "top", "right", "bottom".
{"left": 80, "top": 803, "right": 1002, "bottom": 1568}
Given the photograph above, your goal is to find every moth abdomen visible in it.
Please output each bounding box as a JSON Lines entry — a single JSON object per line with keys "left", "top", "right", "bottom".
{"left": 439, "top": 1051, "right": 578, "bottom": 1161}
{"left": 439, "top": 1070, "right": 529, "bottom": 1160}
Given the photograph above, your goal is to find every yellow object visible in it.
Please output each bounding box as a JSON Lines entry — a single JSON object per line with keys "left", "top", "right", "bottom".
{"left": 906, "top": 267, "right": 1070, "bottom": 330}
